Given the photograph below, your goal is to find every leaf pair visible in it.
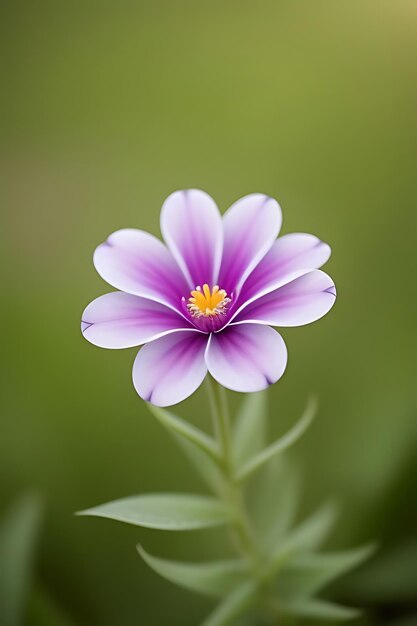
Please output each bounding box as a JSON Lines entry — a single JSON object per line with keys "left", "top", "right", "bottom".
{"left": 273, "top": 545, "right": 375, "bottom": 621}
{"left": 276, "top": 544, "right": 376, "bottom": 600}
{"left": 197, "top": 523, "right": 374, "bottom": 625}
{"left": 149, "top": 393, "right": 317, "bottom": 487}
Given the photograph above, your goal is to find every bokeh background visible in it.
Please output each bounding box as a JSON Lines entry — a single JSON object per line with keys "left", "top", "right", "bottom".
{"left": 1, "top": 1, "right": 417, "bottom": 624}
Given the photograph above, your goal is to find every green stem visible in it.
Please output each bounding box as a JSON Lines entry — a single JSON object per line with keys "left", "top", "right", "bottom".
{"left": 206, "top": 376, "right": 232, "bottom": 469}
{"left": 205, "top": 376, "right": 260, "bottom": 570}
{"left": 205, "top": 378, "right": 296, "bottom": 625}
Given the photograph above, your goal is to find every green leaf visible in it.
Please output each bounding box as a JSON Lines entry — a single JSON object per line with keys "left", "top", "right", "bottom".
{"left": 147, "top": 403, "right": 221, "bottom": 467}
{"left": 0, "top": 494, "right": 43, "bottom": 626}
{"left": 233, "top": 391, "right": 268, "bottom": 468}
{"left": 201, "top": 581, "right": 258, "bottom": 626}
{"left": 236, "top": 397, "right": 317, "bottom": 482}
{"left": 287, "top": 501, "right": 338, "bottom": 551}
{"left": 279, "top": 598, "right": 360, "bottom": 621}
{"left": 137, "top": 545, "right": 248, "bottom": 598}
{"left": 248, "top": 456, "right": 300, "bottom": 552}
{"left": 77, "top": 493, "right": 231, "bottom": 530}
{"left": 277, "top": 544, "right": 376, "bottom": 599}
{"left": 269, "top": 502, "right": 338, "bottom": 572}
{"left": 174, "top": 434, "right": 223, "bottom": 494}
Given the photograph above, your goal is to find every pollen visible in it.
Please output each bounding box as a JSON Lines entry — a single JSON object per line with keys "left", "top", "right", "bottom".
{"left": 187, "top": 284, "right": 231, "bottom": 318}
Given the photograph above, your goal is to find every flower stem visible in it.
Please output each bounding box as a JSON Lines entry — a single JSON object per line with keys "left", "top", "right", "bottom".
{"left": 206, "top": 376, "right": 232, "bottom": 471}
{"left": 205, "top": 377, "right": 260, "bottom": 570}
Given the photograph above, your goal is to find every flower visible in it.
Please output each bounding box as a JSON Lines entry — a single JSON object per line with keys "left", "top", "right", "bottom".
{"left": 81, "top": 190, "right": 336, "bottom": 406}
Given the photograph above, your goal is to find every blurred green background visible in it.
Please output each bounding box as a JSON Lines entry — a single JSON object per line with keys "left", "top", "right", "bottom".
{"left": 1, "top": 1, "right": 416, "bottom": 624}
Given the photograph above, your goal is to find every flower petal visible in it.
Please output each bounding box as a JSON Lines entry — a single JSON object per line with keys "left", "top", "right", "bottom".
{"left": 93, "top": 229, "right": 189, "bottom": 313}
{"left": 81, "top": 292, "right": 193, "bottom": 349}
{"left": 234, "top": 270, "right": 336, "bottom": 327}
{"left": 160, "top": 189, "right": 223, "bottom": 288}
{"left": 205, "top": 324, "right": 287, "bottom": 393}
{"left": 133, "top": 331, "right": 208, "bottom": 406}
{"left": 218, "top": 194, "right": 282, "bottom": 295}
{"left": 237, "top": 233, "right": 331, "bottom": 306}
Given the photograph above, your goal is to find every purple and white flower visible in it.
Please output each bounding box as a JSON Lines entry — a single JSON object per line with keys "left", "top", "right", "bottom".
{"left": 81, "top": 190, "right": 336, "bottom": 406}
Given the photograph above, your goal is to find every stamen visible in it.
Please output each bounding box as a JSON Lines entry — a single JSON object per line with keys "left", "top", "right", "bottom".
{"left": 187, "top": 283, "right": 231, "bottom": 319}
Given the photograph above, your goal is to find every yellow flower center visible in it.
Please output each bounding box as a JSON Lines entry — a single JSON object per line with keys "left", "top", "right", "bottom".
{"left": 187, "top": 284, "right": 231, "bottom": 318}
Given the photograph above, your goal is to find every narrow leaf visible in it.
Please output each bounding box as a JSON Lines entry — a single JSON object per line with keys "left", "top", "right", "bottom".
{"left": 237, "top": 397, "right": 317, "bottom": 482}
{"left": 248, "top": 456, "right": 300, "bottom": 552}
{"left": 77, "top": 493, "right": 231, "bottom": 530}
{"left": 233, "top": 391, "right": 267, "bottom": 467}
{"left": 280, "top": 598, "right": 360, "bottom": 621}
{"left": 137, "top": 545, "right": 248, "bottom": 598}
{"left": 287, "top": 502, "right": 338, "bottom": 552}
{"left": 278, "top": 544, "right": 376, "bottom": 599}
{"left": 147, "top": 403, "right": 221, "bottom": 466}
{"left": 0, "top": 494, "right": 43, "bottom": 626}
{"left": 201, "top": 581, "right": 258, "bottom": 626}
{"left": 269, "top": 502, "right": 338, "bottom": 573}
{"left": 174, "top": 434, "right": 223, "bottom": 494}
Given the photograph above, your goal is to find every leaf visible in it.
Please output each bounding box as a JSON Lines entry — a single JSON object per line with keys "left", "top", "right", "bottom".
{"left": 282, "top": 502, "right": 337, "bottom": 551}
{"left": 201, "top": 581, "right": 258, "bottom": 626}
{"left": 147, "top": 403, "right": 221, "bottom": 467}
{"left": 287, "top": 501, "right": 338, "bottom": 551}
{"left": 77, "top": 493, "right": 231, "bottom": 530}
{"left": 277, "top": 544, "right": 376, "bottom": 599}
{"left": 0, "top": 494, "right": 43, "bottom": 626}
{"left": 233, "top": 391, "right": 268, "bottom": 468}
{"left": 279, "top": 598, "right": 360, "bottom": 621}
{"left": 236, "top": 397, "right": 317, "bottom": 482}
{"left": 269, "top": 502, "right": 338, "bottom": 572}
{"left": 137, "top": 545, "right": 248, "bottom": 598}
{"left": 174, "top": 434, "right": 223, "bottom": 494}
{"left": 248, "top": 456, "right": 300, "bottom": 552}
